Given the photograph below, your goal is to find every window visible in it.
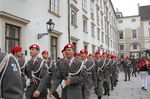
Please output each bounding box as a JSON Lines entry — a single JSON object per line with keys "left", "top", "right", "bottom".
{"left": 82, "top": 0, "right": 87, "bottom": 12}
{"left": 91, "top": 1, "right": 94, "bottom": 20}
{"left": 131, "top": 19, "right": 136, "bottom": 22}
{"left": 84, "top": 45, "right": 88, "bottom": 50}
{"left": 132, "top": 29, "right": 137, "bottom": 38}
{"left": 51, "top": 36, "right": 57, "bottom": 60}
{"left": 92, "top": 45, "right": 95, "bottom": 54}
{"left": 101, "top": 12, "right": 103, "bottom": 29}
{"left": 5, "top": 24, "right": 20, "bottom": 53}
{"left": 133, "top": 44, "right": 137, "bottom": 50}
{"left": 91, "top": 25, "right": 95, "bottom": 37}
{"left": 72, "top": 42, "right": 77, "bottom": 52}
{"left": 97, "top": 29, "right": 100, "bottom": 40}
{"left": 71, "top": 10, "right": 77, "bottom": 27}
{"left": 119, "top": 31, "right": 124, "bottom": 39}
{"left": 120, "top": 44, "right": 124, "bottom": 50}
{"left": 83, "top": 20, "right": 88, "bottom": 32}
{"left": 96, "top": 8, "right": 100, "bottom": 25}
{"left": 101, "top": 32, "right": 104, "bottom": 43}
{"left": 50, "top": 0, "right": 59, "bottom": 14}
{"left": 118, "top": 20, "right": 123, "bottom": 23}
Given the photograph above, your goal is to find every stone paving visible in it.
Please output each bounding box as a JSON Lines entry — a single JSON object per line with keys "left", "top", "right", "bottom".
{"left": 90, "top": 72, "right": 150, "bottom": 99}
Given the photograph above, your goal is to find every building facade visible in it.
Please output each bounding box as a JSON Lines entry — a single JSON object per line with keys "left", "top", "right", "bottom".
{"left": 117, "top": 5, "right": 150, "bottom": 58}
{"left": 0, "top": 0, "right": 119, "bottom": 59}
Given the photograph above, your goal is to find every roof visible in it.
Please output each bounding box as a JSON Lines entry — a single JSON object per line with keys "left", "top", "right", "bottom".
{"left": 139, "top": 5, "right": 150, "bottom": 20}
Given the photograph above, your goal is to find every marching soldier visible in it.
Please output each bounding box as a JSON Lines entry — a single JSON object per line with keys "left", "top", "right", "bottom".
{"left": 110, "top": 55, "right": 119, "bottom": 90}
{"left": 103, "top": 52, "right": 112, "bottom": 96}
{"left": 123, "top": 56, "right": 131, "bottom": 81}
{"left": 88, "top": 54, "right": 94, "bottom": 61}
{"left": 0, "top": 46, "right": 23, "bottom": 99}
{"left": 75, "top": 52, "right": 82, "bottom": 60}
{"left": 18, "top": 53, "right": 27, "bottom": 90}
{"left": 94, "top": 51, "right": 104, "bottom": 99}
{"left": 131, "top": 56, "right": 138, "bottom": 77}
{"left": 48, "top": 44, "right": 88, "bottom": 99}
{"left": 80, "top": 49, "right": 96, "bottom": 99}
{"left": 25, "top": 44, "right": 48, "bottom": 99}
{"left": 41, "top": 50, "right": 61, "bottom": 99}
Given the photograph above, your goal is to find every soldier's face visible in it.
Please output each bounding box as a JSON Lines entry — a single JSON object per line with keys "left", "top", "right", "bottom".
{"left": 15, "top": 51, "right": 22, "bottom": 58}
{"left": 42, "top": 53, "right": 48, "bottom": 59}
{"left": 81, "top": 53, "right": 87, "bottom": 60}
{"left": 95, "top": 54, "right": 99, "bottom": 59}
{"left": 77, "top": 55, "right": 81, "bottom": 60}
{"left": 65, "top": 48, "right": 74, "bottom": 59}
{"left": 30, "top": 48, "right": 39, "bottom": 57}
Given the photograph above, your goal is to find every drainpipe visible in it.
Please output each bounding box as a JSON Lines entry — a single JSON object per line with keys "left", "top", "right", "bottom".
{"left": 68, "top": 0, "right": 71, "bottom": 43}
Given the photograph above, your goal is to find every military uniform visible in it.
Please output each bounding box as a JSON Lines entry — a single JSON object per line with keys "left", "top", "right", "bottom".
{"left": 50, "top": 58, "right": 88, "bottom": 99}
{"left": 95, "top": 58, "right": 105, "bottom": 99}
{"left": 131, "top": 58, "right": 138, "bottom": 77}
{"left": 25, "top": 57, "right": 48, "bottom": 99}
{"left": 82, "top": 58, "right": 96, "bottom": 99}
{"left": 110, "top": 57, "right": 118, "bottom": 90}
{"left": 123, "top": 59, "right": 131, "bottom": 81}
{"left": 46, "top": 58, "right": 60, "bottom": 99}
{"left": 103, "top": 58, "right": 112, "bottom": 96}
{"left": 18, "top": 56, "right": 26, "bottom": 90}
{"left": 0, "top": 53, "right": 23, "bottom": 99}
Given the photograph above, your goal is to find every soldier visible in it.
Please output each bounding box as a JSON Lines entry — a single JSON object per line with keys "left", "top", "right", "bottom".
{"left": 131, "top": 56, "right": 138, "bottom": 77}
{"left": 123, "top": 56, "right": 131, "bottom": 81}
{"left": 25, "top": 44, "right": 48, "bottom": 99}
{"left": 88, "top": 54, "right": 94, "bottom": 61}
{"left": 80, "top": 49, "right": 96, "bottom": 99}
{"left": 0, "top": 46, "right": 23, "bottom": 99}
{"left": 103, "top": 52, "right": 112, "bottom": 96}
{"left": 18, "top": 53, "right": 27, "bottom": 90}
{"left": 113, "top": 55, "right": 119, "bottom": 87}
{"left": 48, "top": 44, "right": 88, "bottom": 99}
{"left": 41, "top": 50, "right": 61, "bottom": 99}
{"left": 75, "top": 52, "right": 82, "bottom": 60}
{"left": 110, "top": 55, "right": 119, "bottom": 90}
{"left": 94, "top": 51, "right": 104, "bottom": 99}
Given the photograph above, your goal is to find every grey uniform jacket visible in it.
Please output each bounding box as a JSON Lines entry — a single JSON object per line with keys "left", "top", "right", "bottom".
{"left": 50, "top": 58, "right": 88, "bottom": 99}
{"left": 25, "top": 57, "right": 48, "bottom": 98}
{"left": 0, "top": 53, "right": 23, "bottom": 99}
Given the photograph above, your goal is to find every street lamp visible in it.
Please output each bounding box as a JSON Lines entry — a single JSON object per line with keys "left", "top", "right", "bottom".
{"left": 37, "top": 19, "right": 55, "bottom": 40}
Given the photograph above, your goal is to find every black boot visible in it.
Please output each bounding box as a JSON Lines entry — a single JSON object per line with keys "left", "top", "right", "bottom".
{"left": 52, "top": 91, "right": 61, "bottom": 99}
{"left": 98, "top": 96, "right": 101, "bottom": 99}
{"left": 103, "top": 88, "right": 107, "bottom": 95}
{"left": 107, "top": 88, "right": 110, "bottom": 96}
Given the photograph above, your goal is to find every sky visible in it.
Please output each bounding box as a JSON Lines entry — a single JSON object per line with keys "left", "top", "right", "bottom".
{"left": 111, "top": 0, "right": 150, "bottom": 16}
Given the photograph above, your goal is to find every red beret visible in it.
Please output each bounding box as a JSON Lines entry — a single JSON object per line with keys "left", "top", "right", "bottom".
{"left": 64, "top": 44, "right": 75, "bottom": 50}
{"left": 42, "top": 50, "right": 49, "bottom": 54}
{"left": 75, "top": 52, "right": 81, "bottom": 56}
{"left": 61, "top": 49, "right": 65, "bottom": 53}
{"left": 107, "top": 53, "right": 111, "bottom": 57}
{"left": 12, "top": 46, "right": 22, "bottom": 52}
{"left": 95, "top": 51, "right": 100, "bottom": 55}
{"left": 100, "top": 55, "right": 103, "bottom": 57}
{"left": 89, "top": 54, "right": 92, "bottom": 56}
{"left": 102, "top": 52, "right": 107, "bottom": 55}
{"left": 29, "top": 44, "right": 40, "bottom": 50}
{"left": 80, "top": 49, "right": 88, "bottom": 54}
